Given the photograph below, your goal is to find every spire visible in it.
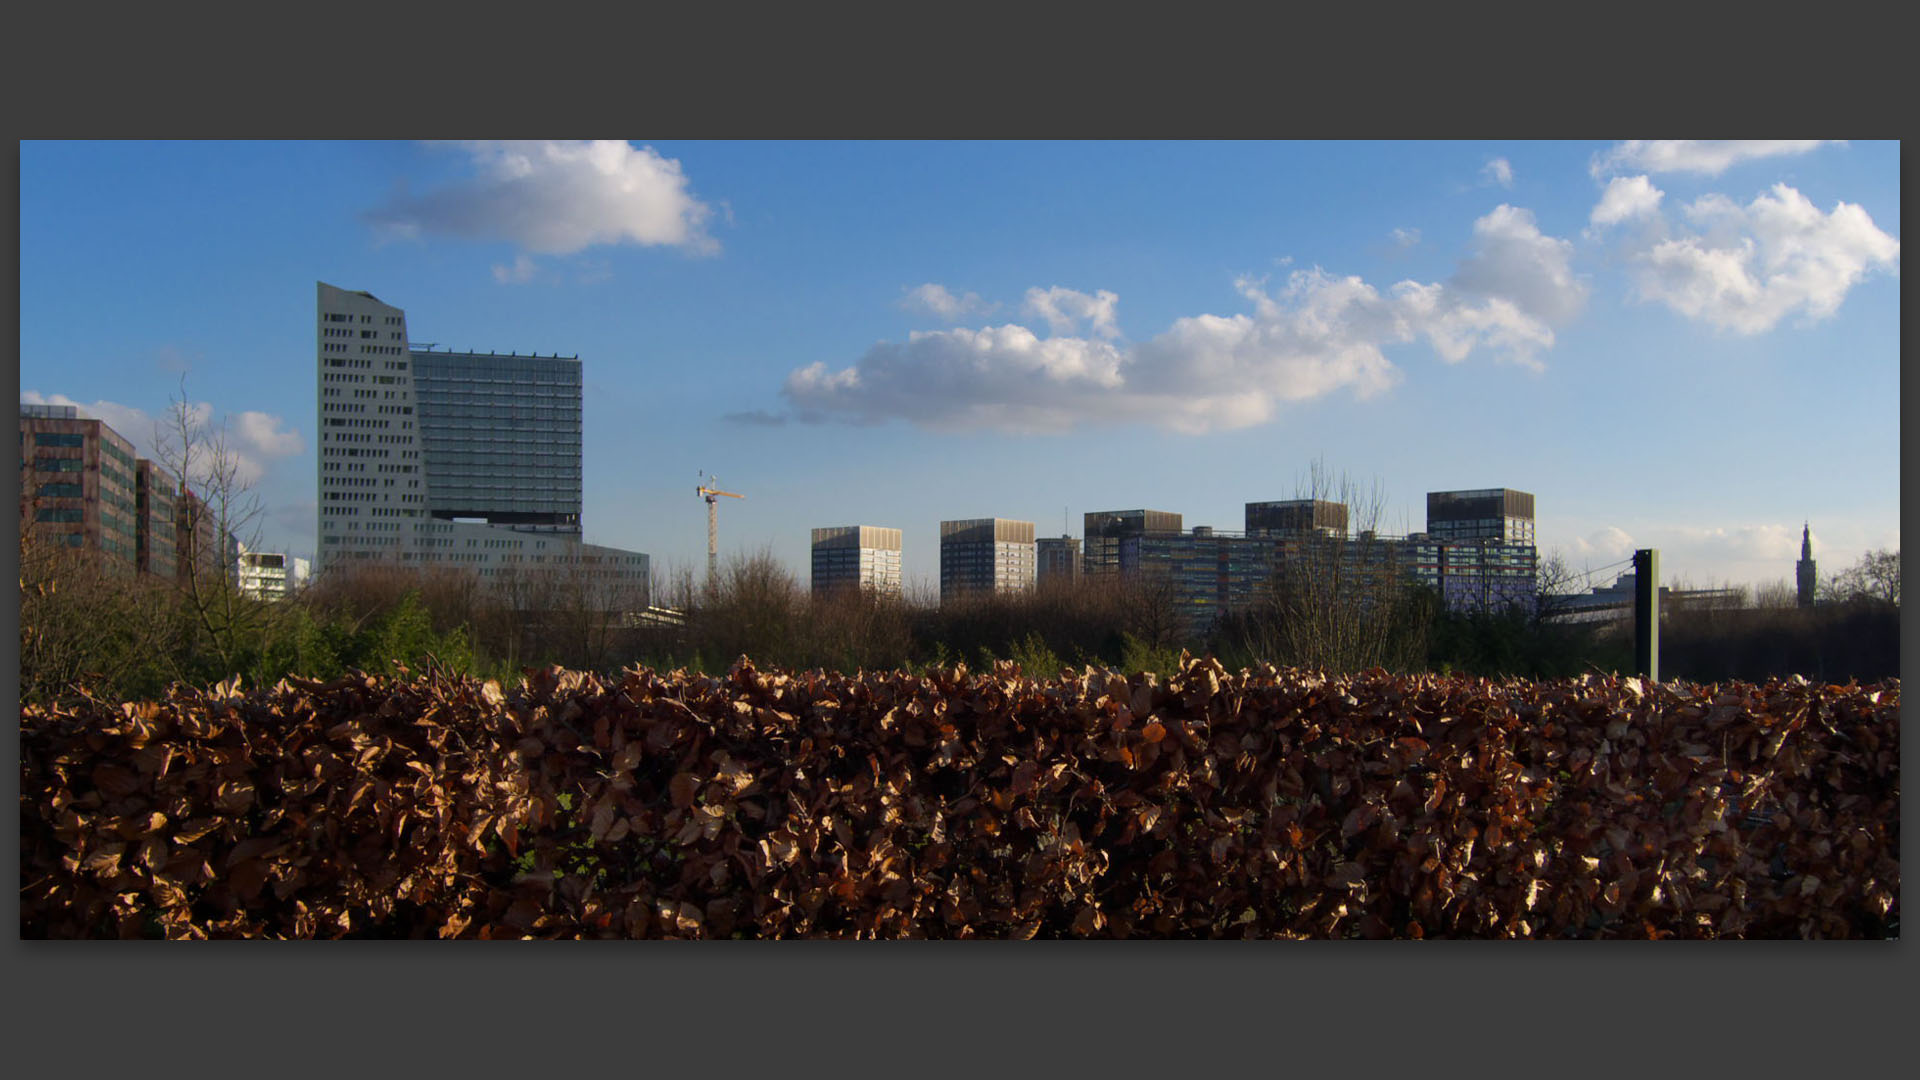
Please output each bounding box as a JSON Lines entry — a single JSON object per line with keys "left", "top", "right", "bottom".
{"left": 1796, "top": 520, "right": 1817, "bottom": 608}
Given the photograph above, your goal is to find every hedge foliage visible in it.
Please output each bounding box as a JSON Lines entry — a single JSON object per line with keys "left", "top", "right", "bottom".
{"left": 20, "top": 656, "right": 1898, "bottom": 938}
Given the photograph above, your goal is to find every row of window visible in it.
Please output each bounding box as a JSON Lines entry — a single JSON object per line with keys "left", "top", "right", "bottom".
{"left": 34, "top": 432, "right": 85, "bottom": 447}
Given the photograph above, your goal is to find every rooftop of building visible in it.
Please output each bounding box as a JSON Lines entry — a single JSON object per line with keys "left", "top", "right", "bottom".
{"left": 410, "top": 345, "right": 579, "bottom": 361}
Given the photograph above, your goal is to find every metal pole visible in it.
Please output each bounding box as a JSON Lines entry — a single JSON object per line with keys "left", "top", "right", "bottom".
{"left": 1633, "top": 548, "right": 1659, "bottom": 682}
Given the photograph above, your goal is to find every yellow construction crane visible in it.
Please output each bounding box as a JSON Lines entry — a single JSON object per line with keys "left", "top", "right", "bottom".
{"left": 695, "top": 471, "right": 745, "bottom": 587}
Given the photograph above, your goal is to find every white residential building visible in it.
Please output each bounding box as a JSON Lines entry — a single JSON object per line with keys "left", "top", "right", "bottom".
{"left": 236, "top": 545, "right": 310, "bottom": 601}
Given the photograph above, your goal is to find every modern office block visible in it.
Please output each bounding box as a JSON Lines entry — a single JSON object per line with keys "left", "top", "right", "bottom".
{"left": 20, "top": 404, "right": 147, "bottom": 574}
{"left": 940, "top": 518, "right": 1036, "bottom": 602}
{"left": 1036, "top": 536, "right": 1081, "bottom": 585}
{"left": 1425, "top": 488, "right": 1535, "bottom": 544}
{"left": 412, "top": 347, "right": 582, "bottom": 533}
{"left": 134, "top": 458, "right": 179, "bottom": 578}
{"left": 1244, "top": 499, "right": 1348, "bottom": 538}
{"left": 1421, "top": 488, "right": 1538, "bottom": 613}
{"left": 1083, "top": 509, "right": 1182, "bottom": 576}
{"left": 315, "top": 283, "right": 648, "bottom": 596}
{"left": 811, "top": 525, "right": 903, "bottom": 597}
{"left": 1118, "top": 527, "right": 1277, "bottom": 639}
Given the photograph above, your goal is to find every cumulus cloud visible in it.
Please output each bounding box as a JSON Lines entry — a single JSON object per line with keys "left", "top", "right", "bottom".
{"left": 233, "top": 411, "right": 304, "bottom": 459}
{"left": 1391, "top": 227, "right": 1421, "bottom": 249}
{"left": 898, "top": 283, "right": 990, "bottom": 322}
{"left": 1589, "top": 175, "right": 1664, "bottom": 229}
{"left": 21, "top": 391, "right": 302, "bottom": 490}
{"left": 1568, "top": 525, "right": 1637, "bottom": 566}
{"left": 1450, "top": 205, "right": 1588, "bottom": 324}
{"left": 1022, "top": 286, "right": 1121, "bottom": 339}
{"left": 1590, "top": 140, "right": 1836, "bottom": 177}
{"left": 1482, "top": 157, "right": 1514, "bottom": 188}
{"left": 365, "top": 140, "right": 717, "bottom": 256}
{"left": 1623, "top": 183, "right": 1898, "bottom": 334}
{"left": 770, "top": 205, "right": 1585, "bottom": 433}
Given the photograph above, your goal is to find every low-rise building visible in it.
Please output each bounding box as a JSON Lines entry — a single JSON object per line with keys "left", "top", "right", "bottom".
{"left": 237, "top": 544, "right": 311, "bottom": 601}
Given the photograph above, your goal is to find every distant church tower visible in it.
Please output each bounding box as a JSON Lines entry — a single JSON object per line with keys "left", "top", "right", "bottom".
{"left": 1795, "top": 522, "right": 1817, "bottom": 608}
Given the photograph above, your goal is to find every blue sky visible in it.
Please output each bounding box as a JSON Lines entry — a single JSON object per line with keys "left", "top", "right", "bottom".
{"left": 19, "top": 140, "right": 1900, "bottom": 597}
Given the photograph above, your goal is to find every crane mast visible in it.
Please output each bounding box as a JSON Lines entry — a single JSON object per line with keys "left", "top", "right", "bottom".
{"left": 695, "top": 472, "right": 745, "bottom": 588}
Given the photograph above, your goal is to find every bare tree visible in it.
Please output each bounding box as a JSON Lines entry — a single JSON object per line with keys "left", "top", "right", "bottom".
{"left": 152, "top": 377, "right": 293, "bottom": 687}
{"left": 1828, "top": 548, "right": 1900, "bottom": 607}
{"left": 1533, "top": 550, "right": 1588, "bottom": 621}
{"left": 1753, "top": 578, "right": 1798, "bottom": 609}
{"left": 1239, "top": 459, "right": 1429, "bottom": 672}
{"left": 17, "top": 500, "right": 175, "bottom": 703}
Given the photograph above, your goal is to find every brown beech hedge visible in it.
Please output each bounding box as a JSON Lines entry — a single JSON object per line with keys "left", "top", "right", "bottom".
{"left": 20, "top": 655, "right": 1898, "bottom": 939}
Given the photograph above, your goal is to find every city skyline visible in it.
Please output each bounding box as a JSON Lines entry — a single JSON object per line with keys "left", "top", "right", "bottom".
{"left": 19, "top": 140, "right": 1901, "bottom": 595}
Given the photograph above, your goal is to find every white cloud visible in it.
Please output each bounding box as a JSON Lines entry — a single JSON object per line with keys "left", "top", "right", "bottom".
{"left": 1568, "top": 525, "right": 1637, "bottom": 567}
{"left": 1391, "top": 227, "right": 1421, "bottom": 249}
{"left": 1450, "top": 205, "right": 1588, "bottom": 325}
{"left": 776, "top": 205, "right": 1583, "bottom": 433}
{"left": 366, "top": 140, "right": 717, "bottom": 256}
{"left": 492, "top": 254, "right": 538, "bottom": 284}
{"left": 1482, "top": 157, "right": 1514, "bottom": 188}
{"left": 22, "top": 391, "right": 165, "bottom": 460}
{"left": 898, "top": 283, "right": 990, "bottom": 322}
{"left": 233, "top": 411, "right": 304, "bottom": 459}
{"left": 1589, "top": 175, "right": 1664, "bottom": 229}
{"left": 21, "top": 391, "right": 302, "bottom": 491}
{"left": 1625, "top": 183, "right": 1898, "bottom": 334}
{"left": 1590, "top": 140, "right": 1837, "bottom": 177}
{"left": 1022, "top": 286, "right": 1121, "bottom": 340}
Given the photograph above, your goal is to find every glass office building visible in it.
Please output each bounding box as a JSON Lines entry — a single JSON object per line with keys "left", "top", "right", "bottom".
{"left": 411, "top": 348, "right": 583, "bottom": 533}
{"left": 1420, "top": 488, "right": 1538, "bottom": 613}
{"left": 1083, "top": 509, "right": 1182, "bottom": 576}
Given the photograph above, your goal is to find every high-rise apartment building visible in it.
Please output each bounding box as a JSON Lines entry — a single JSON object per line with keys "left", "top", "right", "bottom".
{"left": 939, "top": 518, "right": 1036, "bottom": 602}
{"left": 1036, "top": 536, "right": 1081, "bottom": 585}
{"left": 1083, "top": 509, "right": 1182, "bottom": 577}
{"left": 811, "top": 526, "right": 903, "bottom": 597}
{"left": 1419, "top": 488, "right": 1537, "bottom": 613}
{"left": 315, "top": 283, "right": 648, "bottom": 595}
